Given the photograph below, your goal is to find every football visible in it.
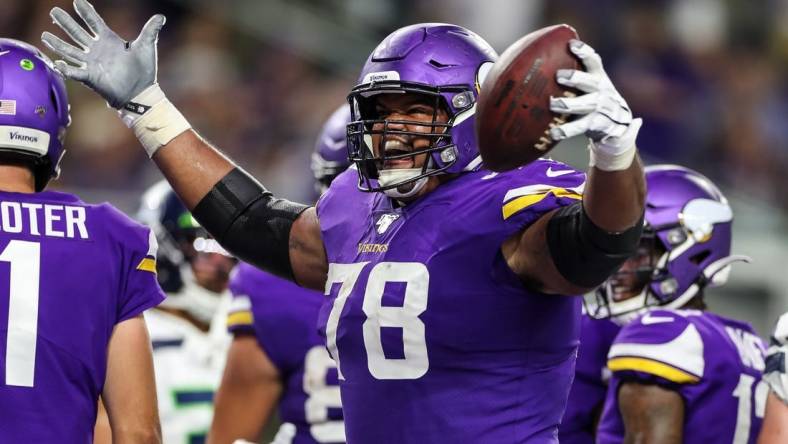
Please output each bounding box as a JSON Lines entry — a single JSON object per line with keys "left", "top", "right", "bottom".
{"left": 476, "top": 24, "right": 581, "bottom": 172}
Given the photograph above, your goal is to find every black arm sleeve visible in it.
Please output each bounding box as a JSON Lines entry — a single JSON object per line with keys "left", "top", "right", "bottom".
{"left": 191, "top": 168, "right": 309, "bottom": 280}
{"left": 546, "top": 202, "right": 644, "bottom": 288}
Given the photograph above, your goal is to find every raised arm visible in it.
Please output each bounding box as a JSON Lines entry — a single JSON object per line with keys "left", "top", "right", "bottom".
{"left": 503, "top": 40, "right": 645, "bottom": 294}
{"left": 42, "top": 0, "right": 327, "bottom": 289}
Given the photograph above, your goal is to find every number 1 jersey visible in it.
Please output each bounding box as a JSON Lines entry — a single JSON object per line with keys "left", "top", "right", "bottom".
{"left": 0, "top": 190, "right": 165, "bottom": 443}
{"left": 316, "top": 161, "right": 586, "bottom": 443}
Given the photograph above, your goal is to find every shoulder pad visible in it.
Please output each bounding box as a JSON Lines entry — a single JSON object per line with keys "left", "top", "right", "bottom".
{"left": 608, "top": 311, "right": 703, "bottom": 383}
{"left": 494, "top": 160, "right": 585, "bottom": 221}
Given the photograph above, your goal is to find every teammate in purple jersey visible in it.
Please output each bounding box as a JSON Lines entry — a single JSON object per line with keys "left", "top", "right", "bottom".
{"left": 559, "top": 314, "right": 620, "bottom": 444}
{"left": 46, "top": 2, "right": 647, "bottom": 442}
{"left": 586, "top": 165, "right": 766, "bottom": 444}
{"left": 219, "top": 264, "right": 344, "bottom": 444}
{"left": 210, "top": 104, "right": 350, "bottom": 444}
{"left": 0, "top": 39, "right": 164, "bottom": 443}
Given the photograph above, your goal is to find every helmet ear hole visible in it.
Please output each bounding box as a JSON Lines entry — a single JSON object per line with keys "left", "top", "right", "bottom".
{"left": 689, "top": 250, "right": 711, "bottom": 265}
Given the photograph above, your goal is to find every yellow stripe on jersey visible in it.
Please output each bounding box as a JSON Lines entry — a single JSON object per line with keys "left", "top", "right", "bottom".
{"left": 226, "top": 310, "right": 254, "bottom": 327}
{"left": 136, "top": 257, "right": 157, "bottom": 273}
{"left": 608, "top": 357, "right": 700, "bottom": 384}
{"left": 502, "top": 188, "right": 582, "bottom": 220}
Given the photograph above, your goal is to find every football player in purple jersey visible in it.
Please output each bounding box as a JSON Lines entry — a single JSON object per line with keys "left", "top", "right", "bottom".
{"left": 758, "top": 312, "right": 788, "bottom": 444}
{"left": 587, "top": 165, "right": 766, "bottom": 444}
{"left": 209, "top": 104, "right": 350, "bottom": 444}
{"left": 0, "top": 38, "right": 164, "bottom": 443}
{"left": 44, "top": 2, "right": 646, "bottom": 441}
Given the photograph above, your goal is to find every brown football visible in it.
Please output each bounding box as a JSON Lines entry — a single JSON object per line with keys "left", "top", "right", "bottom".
{"left": 476, "top": 24, "right": 581, "bottom": 172}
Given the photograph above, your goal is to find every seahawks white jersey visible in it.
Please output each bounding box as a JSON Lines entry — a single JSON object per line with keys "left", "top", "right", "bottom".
{"left": 145, "top": 300, "right": 230, "bottom": 444}
{"left": 765, "top": 312, "right": 788, "bottom": 404}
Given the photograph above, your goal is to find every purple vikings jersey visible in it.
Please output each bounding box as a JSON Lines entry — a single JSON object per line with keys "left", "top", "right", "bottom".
{"left": 316, "top": 159, "right": 586, "bottom": 443}
{"left": 0, "top": 190, "right": 165, "bottom": 443}
{"left": 598, "top": 309, "right": 767, "bottom": 444}
{"left": 227, "top": 263, "right": 344, "bottom": 443}
{"left": 559, "top": 315, "right": 620, "bottom": 444}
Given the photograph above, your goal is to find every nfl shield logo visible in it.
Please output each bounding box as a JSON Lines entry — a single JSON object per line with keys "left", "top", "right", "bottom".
{"left": 375, "top": 213, "right": 400, "bottom": 234}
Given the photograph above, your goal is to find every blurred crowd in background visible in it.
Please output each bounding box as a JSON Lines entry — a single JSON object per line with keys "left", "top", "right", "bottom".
{"left": 5, "top": 0, "right": 786, "bottom": 208}
{"left": 4, "top": 0, "right": 786, "bottom": 328}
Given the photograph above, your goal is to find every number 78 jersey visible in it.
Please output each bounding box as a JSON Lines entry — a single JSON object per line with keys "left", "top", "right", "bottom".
{"left": 316, "top": 162, "right": 586, "bottom": 443}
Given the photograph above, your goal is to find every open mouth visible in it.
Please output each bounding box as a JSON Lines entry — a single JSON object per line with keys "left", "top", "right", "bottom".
{"left": 382, "top": 140, "right": 414, "bottom": 169}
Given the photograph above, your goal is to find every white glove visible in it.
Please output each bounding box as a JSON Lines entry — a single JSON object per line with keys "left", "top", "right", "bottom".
{"left": 549, "top": 39, "right": 642, "bottom": 171}
{"left": 42, "top": 0, "right": 163, "bottom": 109}
{"left": 765, "top": 312, "right": 788, "bottom": 404}
{"left": 41, "top": 0, "right": 189, "bottom": 157}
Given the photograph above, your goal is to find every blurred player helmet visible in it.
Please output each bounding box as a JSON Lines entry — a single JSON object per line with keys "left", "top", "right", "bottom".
{"left": 347, "top": 23, "right": 497, "bottom": 195}
{"left": 138, "top": 180, "right": 234, "bottom": 324}
{"left": 311, "top": 103, "right": 352, "bottom": 194}
{"left": 0, "top": 39, "right": 70, "bottom": 191}
{"left": 586, "top": 165, "right": 750, "bottom": 323}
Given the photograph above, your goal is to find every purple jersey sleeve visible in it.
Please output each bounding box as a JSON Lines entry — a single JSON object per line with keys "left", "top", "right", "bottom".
{"left": 227, "top": 266, "right": 258, "bottom": 336}
{"left": 227, "top": 263, "right": 325, "bottom": 374}
{"left": 499, "top": 159, "right": 585, "bottom": 229}
{"left": 100, "top": 204, "right": 166, "bottom": 323}
{"left": 606, "top": 309, "right": 704, "bottom": 388}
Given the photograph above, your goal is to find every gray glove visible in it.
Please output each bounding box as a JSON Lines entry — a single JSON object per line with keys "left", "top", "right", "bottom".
{"left": 41, "top": 0, "right": 165, "bottom": 109}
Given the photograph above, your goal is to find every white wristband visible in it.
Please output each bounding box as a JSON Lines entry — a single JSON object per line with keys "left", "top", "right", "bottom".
{"left": 119, "top": 84, "right": 192, "bottom": 158}
{"left": 589, "top": 118, "right": 642, "bottom": 172}
{"left": 589, "top": 142, "right": 637, "bottom": 171}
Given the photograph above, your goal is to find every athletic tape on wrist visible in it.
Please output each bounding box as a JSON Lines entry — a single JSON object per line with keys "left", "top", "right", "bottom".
{"left": 589, "top": 143, "right": 637, "bottom": 171}
{"left": 117, "top": 84, "right": 192, "bottom": 157}
{"left": 588, "top": 118, "right": 642, "bottom": 172}
{"left": 119, "top": 84, "right": 167, "bottom": 127}
{"left": 130, "top": 98, "right": 192, "bottom": 158}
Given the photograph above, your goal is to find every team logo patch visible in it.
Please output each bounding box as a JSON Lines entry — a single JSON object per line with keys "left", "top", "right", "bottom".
{"left": 375, "top": 213, "right": 400, "bottom": 234}
{"left": 34, "top": 105, "right": 46, "bottom": 118}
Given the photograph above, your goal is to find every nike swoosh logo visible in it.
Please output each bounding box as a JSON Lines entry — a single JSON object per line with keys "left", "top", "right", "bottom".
{"left": 482, "top": 172, "right": 498, "bottom": 180}
{"left": 0, "top": 51, "right": 10, "bottom": 57}
{"left": 641, "top": 313, "right": 675, "bottom": 325}
{"left": 545, "top": 167, "right": 574, "bottom": 178}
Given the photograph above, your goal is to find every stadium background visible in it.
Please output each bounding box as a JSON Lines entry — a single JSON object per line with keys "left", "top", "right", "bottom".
{"left": 7, "top": 0, "right": 787, "bottom": 335}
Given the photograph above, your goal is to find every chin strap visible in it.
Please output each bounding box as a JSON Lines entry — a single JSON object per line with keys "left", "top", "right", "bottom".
{"left": 378, "top": 168, "right": 433, "bottom": 199}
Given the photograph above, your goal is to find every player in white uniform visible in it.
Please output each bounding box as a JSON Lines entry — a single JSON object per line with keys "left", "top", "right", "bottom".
{"left": 114, "top": 180, "right": 236, "bottom": 443}
{"left": 758, "top": 312, "right": 788, "bottom": 444}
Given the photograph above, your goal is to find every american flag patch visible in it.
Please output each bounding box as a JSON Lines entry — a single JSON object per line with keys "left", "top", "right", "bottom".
{"left": 0, "top": 100, "right": 16, "bottom": 115}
